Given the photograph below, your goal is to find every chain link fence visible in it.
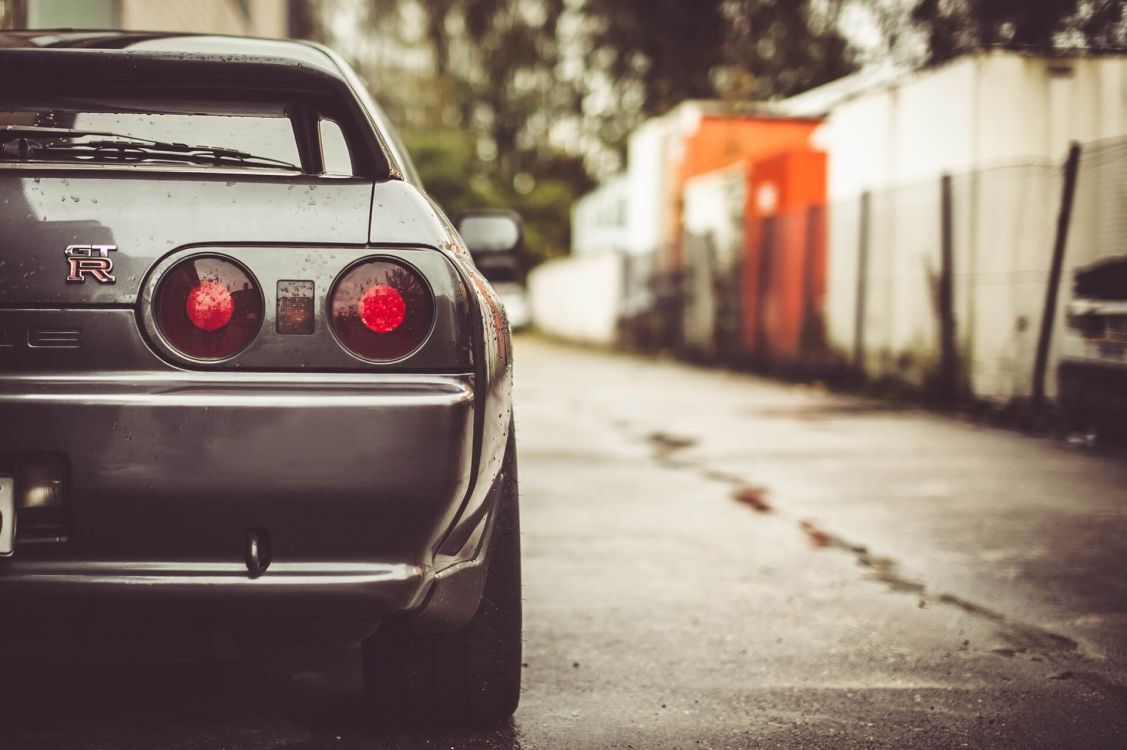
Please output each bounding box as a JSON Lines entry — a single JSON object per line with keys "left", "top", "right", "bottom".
{"left": 619, "top": 134, "right": 1127, "bottom": 423}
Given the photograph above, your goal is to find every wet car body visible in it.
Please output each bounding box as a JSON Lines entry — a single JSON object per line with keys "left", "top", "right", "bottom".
{"left": 474, "top": 253, "right": 530, "bottom": 331}
{"left": 0, "top": 31, "right": 519, "bottom": 723}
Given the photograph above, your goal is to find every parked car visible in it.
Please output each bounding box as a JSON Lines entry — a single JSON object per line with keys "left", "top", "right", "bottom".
{"left": 457, "top": 210, "right": 531, "bottom": 330}
{"left": 476, "top": 256, "right": 531, "bottom": 331}
{"left": 0, "top": 31, "right": 520, "bottom": 726}
{"left": 1059, "top": 255, "right": 1127, "bottom": 437}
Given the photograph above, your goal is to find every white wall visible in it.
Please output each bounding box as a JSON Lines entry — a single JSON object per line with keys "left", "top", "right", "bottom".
{"left": 27, "top": 0, "right": 115, "bottom": 27}
{"left": 624, "top": 119, "right": 669, "bottom": 256}
{"left": 622, "top": 102, "right": 705, "bottom": 257}
{"left": 683, "top": 162, "right": 747, "bottom": 268}
{"left": 572, "top": 175, "right": 629, "bottom": 257}
{"left": 822, "top": 52, "right": 1127, "bottom": 201}
{"left": 545, "top": 103, "right": 707, "bottom": 344}
{"left": 822, "top": 51, "right": 1127, "bottom": 400}
{"left": 25, "top": 0, "right": 290, "bottom": 37}
{"left": 528, "top": 253, "right": 623, "bottom": 345}
{"left": 121, "top": 0, "right": 288, "bottom": 37}
{"left": 681, "top": 164, "right": 746, "bottom": 352}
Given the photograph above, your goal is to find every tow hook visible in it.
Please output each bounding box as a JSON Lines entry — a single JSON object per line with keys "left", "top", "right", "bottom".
{"left": 244, "top": 527, "right": 271, "bottom": 579}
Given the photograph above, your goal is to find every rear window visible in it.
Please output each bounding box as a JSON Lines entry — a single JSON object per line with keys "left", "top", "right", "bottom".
{"left": 0, "top": 97, "right": 353, "bottom": 174}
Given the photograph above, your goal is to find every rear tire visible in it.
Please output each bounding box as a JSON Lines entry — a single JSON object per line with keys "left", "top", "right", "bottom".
{"left": 361, "top": 428, "right": 521, "bottom": 726}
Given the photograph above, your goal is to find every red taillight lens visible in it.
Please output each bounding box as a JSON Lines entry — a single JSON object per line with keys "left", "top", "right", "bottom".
{"left": 155, "top": 256, "right": 262, "bottom": 360}
{"left": 186, "top": 282, "right": 235, "bottom": 331}
{"left": 330, "top": 259, "right": 434, "bottom": 361}
{"left": 359, "top": 284, "right": 406, "bottom": 333}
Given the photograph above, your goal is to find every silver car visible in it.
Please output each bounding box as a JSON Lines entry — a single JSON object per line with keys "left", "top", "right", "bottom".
{"left": 0, "top": 30, "right": 520, "bottom": 726}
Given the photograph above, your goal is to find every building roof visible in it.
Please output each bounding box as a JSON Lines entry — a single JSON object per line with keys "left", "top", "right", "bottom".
{"left": 770, "top": 63, "right": 909, "bottom": 118}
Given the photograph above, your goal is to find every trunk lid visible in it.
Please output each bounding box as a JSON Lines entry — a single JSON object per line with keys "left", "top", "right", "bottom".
{"left": 0, "top": 174, "right": 374, "bottom": 306}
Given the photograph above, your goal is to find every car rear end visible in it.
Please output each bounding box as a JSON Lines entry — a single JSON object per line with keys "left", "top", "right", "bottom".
{"left": 0, "top": 42, "right": 503, "bottom": 642}
{"left": 1059, "top": 255, "right": 1127, "bottom": 439}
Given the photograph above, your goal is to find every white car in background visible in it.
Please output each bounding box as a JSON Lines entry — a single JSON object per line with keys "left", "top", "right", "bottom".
{"left": 1059, "top": 254, "right": 1127, "bottom": 437}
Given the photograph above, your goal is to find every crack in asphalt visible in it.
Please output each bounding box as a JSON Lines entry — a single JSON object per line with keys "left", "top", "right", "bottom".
{"left": 791, "top": 519, "right": 1080, "bottom": 656}
{"left": 626, "top": 423, "right": 1127, "bottom": 707}
{"left": 645, "top": 431, "right": 699, "bottom": 465}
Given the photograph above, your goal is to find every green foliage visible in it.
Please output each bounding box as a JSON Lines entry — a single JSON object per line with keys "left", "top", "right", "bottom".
{"left": 392, "top": 0, "right": 568, "bottom": 181}
{"left": 405, "top": 131, "right": 502, "bottom": 214}
{"left": 325, "top": 0, "right": 858, "bottom": 264}
{"left": 578, "top": 0, "right": 857, "bottom": 109}
{"left": 578, "top": 0, "right": 857, "bottom": 167}
{"left": 909, "top": 0, "right": 1127, "bottom": 64}
{"left": 722, "top": 0, "right": 857, "bottom": 99}
{"left": 584, "top": 0, "right": 730, "bottom": 117}
{"left": 405, "top": 129, "right": 591, "bottom": 268}
{"left": 516, "top": 177, "right": 579, "bottom": 267}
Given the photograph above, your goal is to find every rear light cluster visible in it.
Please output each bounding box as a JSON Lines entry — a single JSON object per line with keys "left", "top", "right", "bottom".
{"left": 155, "top": 256, "right": 262, "bottom": 360}
{"left": 154, "top": 255, "right": 433, "bottom": 362}
{"left": 329, "top": 259, "right": 435, "bottom": 361}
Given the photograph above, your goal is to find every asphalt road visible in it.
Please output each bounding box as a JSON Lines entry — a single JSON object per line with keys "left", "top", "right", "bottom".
{"left": 3, "top": 335, "right": 1127, "bottom": 749}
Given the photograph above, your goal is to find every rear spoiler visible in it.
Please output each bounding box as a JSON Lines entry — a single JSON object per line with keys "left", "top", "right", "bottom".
{"left": 0, "top": 49, "right": 394, "bottom": 178}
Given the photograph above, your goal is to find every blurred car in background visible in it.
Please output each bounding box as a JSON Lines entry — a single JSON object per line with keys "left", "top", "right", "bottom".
{"left": 456, "top": 210, "right": 531, "bottom": 331}
{"left": 476, "top": 255, "right": 531, "bottom": 331}
{"left": 1059, "top": 255, "right": 1127, "bottom": 437}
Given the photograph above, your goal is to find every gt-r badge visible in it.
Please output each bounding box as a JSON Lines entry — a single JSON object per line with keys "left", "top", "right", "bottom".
{"left": 65, "top": 244, "right": 117, "bottom": 283}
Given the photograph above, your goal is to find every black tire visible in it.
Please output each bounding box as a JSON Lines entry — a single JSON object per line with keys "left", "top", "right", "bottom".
{"left": 361, "top": 428, "right": 522, "bottom": 726}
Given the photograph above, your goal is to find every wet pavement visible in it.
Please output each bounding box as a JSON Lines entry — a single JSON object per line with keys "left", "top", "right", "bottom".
{"left": 3, "top": 335, "right": 1127, "bottom": 748}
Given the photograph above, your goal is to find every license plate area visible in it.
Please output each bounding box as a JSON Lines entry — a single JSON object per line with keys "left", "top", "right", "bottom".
{"left": 0, "top": 474, "right": 14, "bottom": 556}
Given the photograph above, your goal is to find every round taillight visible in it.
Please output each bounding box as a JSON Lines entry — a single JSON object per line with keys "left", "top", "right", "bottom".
{"left": 154, "top": 255, "right": 262, "bottom": 360}
{"left": 330, "top": 259, "right": 434, "bottom": 361}
{"left": 359, "top": 284, "right": 406, "bottom": 333}
{"left": 186, "top": 282, "right": 235, "bottom": 331}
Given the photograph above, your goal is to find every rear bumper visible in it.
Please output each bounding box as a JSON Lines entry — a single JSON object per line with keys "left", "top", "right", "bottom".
{"left": 0, "top": 559, "right": 425, "bottom": 616}
{"left": 1058, "top": 359, "right": 1127, "bottom": 437}
{"left": 0, "top": 371, "right": 479, "bottom": 617}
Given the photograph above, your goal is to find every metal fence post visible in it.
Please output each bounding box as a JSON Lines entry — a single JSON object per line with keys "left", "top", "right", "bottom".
{"left": 1032, "top": 142, "right": 1082, "bottom": 409}
{"left": 937, "top": 173, "right": 958, "bottom": 401}
{"left": 853, "top": 191, "right": 871, "bottom": 372}
{"left": 753, "top": 216, "right": 776, "bottom": 360}
{"left": 800, "top": 204, "right": 823, "bottom": 353}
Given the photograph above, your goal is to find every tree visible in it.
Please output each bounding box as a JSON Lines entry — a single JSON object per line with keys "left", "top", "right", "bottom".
{"left": 720, "top": 0, "right": 857, "bottom": 100}
{"left": 909, "top": 0, "right": 1127, "bottom": 64}
{"left": 581, "top": 0, "right": 857, "bottom": 108}
{"left": 583, "top": 0, "right": 730, "bottom": 118}
{"left": 385, "top": 0, "right": 569, "bottom": 182}
{"left": 320, "top": 0, "right": 857, "bottom": 263}
{"left": 287, "top": 0, "right": 325, "bottom": 41}
{"left": 577, "top": 0, "right": 857, "bottom": 169}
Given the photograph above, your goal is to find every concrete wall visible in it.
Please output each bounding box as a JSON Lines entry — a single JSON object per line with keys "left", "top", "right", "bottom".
{"left": 821, "top": 51, "right": 1127, "bottom": 401}
{"left": 624, "top": 117, "right": 670, "bottom": 257}
{"left": 24, "top": 0, "right": 289, "bottom": 37}
{"left": 121, "top": 0, "right": 288, "bottom": 36}
{"left": 820, "top": 52, "right": 1127, "bottom": 201}
{"left": 572, "top": 175, "right": 629, "bottom": 257}
{"left": 560, "top": 103, "right": 823, "bottom": 351}
{"left": 623, "top": 104, "right": 704, "bottom": 259}
{"left": 548, "top": 104, "right": 706, "bottom": 345}
{"left": 681, "top": 164, "right": 746, "bottom": 353}
{"left": 26, "top": 0, "right": 116, "bottom": 27}
{"left": 683, "top": 163, "right": 746, "bottom": 269}
{"left": 528, "top": 253, "right": 623, "bottom": 345}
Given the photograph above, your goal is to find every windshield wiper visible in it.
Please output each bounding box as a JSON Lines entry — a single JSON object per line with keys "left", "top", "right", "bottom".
{"left": 0, "top": 126, "right": 300, "bottom": 170}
